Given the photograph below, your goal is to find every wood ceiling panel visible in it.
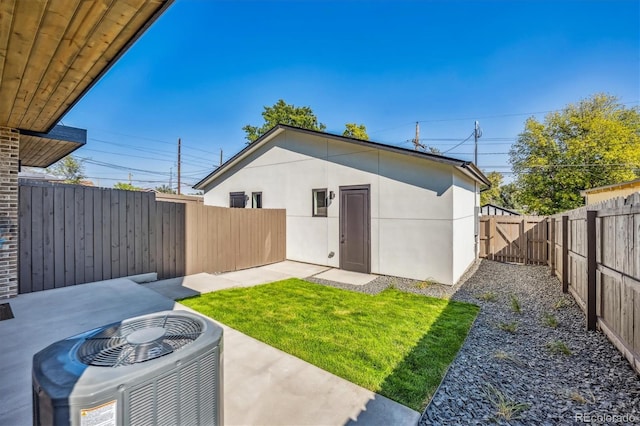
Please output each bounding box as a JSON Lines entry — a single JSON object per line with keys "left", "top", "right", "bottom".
{"left": 0, "top": 0, "right": 47, "bottom": 126}
{"left": 20, "top": 138, "right": 77, "bottom": 167}
{"left": 42, "top": 0, "right": 157, "bottom": 129}
{"left": 18, "top": 0, "right": 111, "bottom": 130}
{"left": 8, "top": 0, "right": 83, "bottom": 126}
{"left": 29, "top": 0, "right": 147, "bottom": 130}
{"left": 0, "top": 1, "right": 17, "bottom": 82}
{"left": 0, "top": 0, "right": 172, "bottom": 133}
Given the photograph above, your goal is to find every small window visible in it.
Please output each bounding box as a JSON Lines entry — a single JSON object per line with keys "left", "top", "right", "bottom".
{"left": 252, "top": 192, "right": 262, "bottom": 208}
{"left": 230, "top": 192, "right": 246, "bottom": 208}
{"left": 312, "top": 188, "right": 327, "bottom": 217}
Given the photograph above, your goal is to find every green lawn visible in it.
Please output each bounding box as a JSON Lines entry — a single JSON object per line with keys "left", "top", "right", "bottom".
{"left": 180, "top": 279, "right": 478, "bottom": 411}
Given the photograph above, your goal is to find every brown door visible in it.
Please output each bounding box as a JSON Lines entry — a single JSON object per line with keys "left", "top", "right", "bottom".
{"left": 339, "top": 185, "right": 370, "bottom": 273}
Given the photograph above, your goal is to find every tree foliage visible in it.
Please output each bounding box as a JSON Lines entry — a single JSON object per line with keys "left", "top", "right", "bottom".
{"left": 498, "top": 183, "right": 521, "bottom": 211}
{"left": 155, "top": 184, "right": 176, "bottom": 194}
{"left": 343, "top": 123, "right": 369, "bottom": 140}
{"left": 426, "top": 146, "right": 442, "bottom": 155}
{"left": 114, "top": 182, "right": 144, "bottom": 191}
{"left": 480, "top": 171, "right": 504, "bottom": 206}
{"left": 510, "top": 94, "right": 640, "bottom": 215}
{"left": 243, "top": 99, "right": 326, "bottom": 143}
{"left": 47, "top": 155, "right": 85, "bottom": 184}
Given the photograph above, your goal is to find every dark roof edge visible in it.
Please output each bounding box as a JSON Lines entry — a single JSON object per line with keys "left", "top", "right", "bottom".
{"left": 459, "top": 162, "right": 492, "bottom": 186}
{"left": 43, "top": 0, "right": 175, "bottom": 134}
{"left": 481, "top": 203, "right": 521, "bottom": 215}
{"left": 193, "top": 125, "right": 285, "bottom": 189}
{"left": 194, "top": 124, "right": 490, "bottom": 189}
{"left": 20, "top": 124, "right": 87, "bottom": 144}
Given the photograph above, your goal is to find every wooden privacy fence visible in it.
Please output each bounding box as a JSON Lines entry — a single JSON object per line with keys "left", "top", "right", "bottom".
{"left": 19, "top": 182, "right": 184, "bottom": 293}
{"left": 479, "top": 215, "right": 548, "bottom": 265}
{"left": 185, "top": 204, "right": 286, "bottom": 275}
{"left": 551, "top": 193, "right": 640, "bottom": 374}
{"left": 18, "top": 181, "right": 286, "bottom": 294}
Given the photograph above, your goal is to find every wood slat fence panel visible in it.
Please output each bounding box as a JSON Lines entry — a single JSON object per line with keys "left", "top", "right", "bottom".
{"left": 19, "top": 181, "right": 286, "bottom": 293}
{"left": 184, "top": 204, "right": 286, "bottom": 275}
{"left": 551, "top": 192, "right": 640, "bottom": 374}
{"left": 18, "top": 181, "right": 184, "bottom": 292}
{"left": 479, "top": 215, "right": 547, "bottom": 264}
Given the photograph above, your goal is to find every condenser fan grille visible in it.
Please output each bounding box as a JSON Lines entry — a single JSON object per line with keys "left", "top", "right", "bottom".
{"left": 77, "top": 314, "right": 204, "bottom": 367}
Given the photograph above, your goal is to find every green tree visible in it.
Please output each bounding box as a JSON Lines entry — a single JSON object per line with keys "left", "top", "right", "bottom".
{"left": 155, "top": 184, "right": 176, "bottom": 194}
{"left": 510, "top": 94, "right": 640, "bottom": 214}
{"left": 498, "top": 183, "right": 521, "bottom": 211}
{"left": 480, "top": 171, "right": 503, "bottom": 206}
{"left": 243, "top": 99, "right": 326, "bottom": 143}
{"left": 114, "top": 182, "right": 144, "bottom": 191}
{"left": 47, "top": 155, "right": 85, "bottom": 184}
{"left": 343, "top": 123, "right": 369, "bottom": 140}
{"left": 426, "top": 146, "right": 442, "bottom": 155}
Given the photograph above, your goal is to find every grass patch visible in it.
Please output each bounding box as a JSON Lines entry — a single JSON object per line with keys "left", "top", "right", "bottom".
{"left": 510, "top": 295, "right": 521, "bottom": 313}
{"left": 546, "top": 340, "right": 572, "bottom": 355}
{"left": 494, "top": 350, "right": 526, "bottom": 367}
{"left": 414, "top": 279, "right": 437, "bottom": 289}
{"left": 554, "top": 297, "right": 571, "bottom": 310}
{"left": 180, "top": 278, "right": 479, "bottom": 411}
{"left": 476, "top": 291, "right": 497, "bottom": 302}
{"left": 484, "top": 383, "right": 530, "bottom": 421}
{"left": 497, "top": 321, "right": 518, "bottom": 333}
{"left": 542, "top": 312, "right": 559, "bottom": 328}
{"left": 560, "top": 389, "right": 596, "bottom": 404}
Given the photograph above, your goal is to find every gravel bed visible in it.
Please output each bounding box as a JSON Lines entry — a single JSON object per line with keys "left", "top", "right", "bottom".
{"left": 420, "top": 260, "right": 640, "bottom": 425}
{"left": 305, "top": 260, "right": 480, "bottom": 298}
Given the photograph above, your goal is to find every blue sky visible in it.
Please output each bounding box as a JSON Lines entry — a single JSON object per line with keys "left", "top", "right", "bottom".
{"left": 61, "top": 0, "right": 639, "bottom": 192}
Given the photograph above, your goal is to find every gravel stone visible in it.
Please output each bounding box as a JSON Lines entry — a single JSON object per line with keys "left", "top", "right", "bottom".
{"left": 419, "top": 260, "right": 640, "bottom": 425}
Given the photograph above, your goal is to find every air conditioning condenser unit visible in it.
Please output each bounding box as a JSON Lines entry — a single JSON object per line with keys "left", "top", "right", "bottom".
{"left": 32, "top": 310, "right": 223, "bottom": 426}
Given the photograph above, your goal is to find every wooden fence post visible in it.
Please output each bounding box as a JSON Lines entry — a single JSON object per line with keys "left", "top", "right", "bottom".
{"left": 489, "top": 216, "right": 496, "bottom": 260}
{"left": 586, "top": 210, "right": 597, "bottom": 330}
{"left": 549, "top": 217, "right": 556, "bottom": 274}
{"left": 562, "top": 215, "right": 569, "bottom": 293}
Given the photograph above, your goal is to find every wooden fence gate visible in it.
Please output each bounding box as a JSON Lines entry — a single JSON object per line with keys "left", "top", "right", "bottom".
{"left": 479, "top": 216, "right": 548, "bottom": 265}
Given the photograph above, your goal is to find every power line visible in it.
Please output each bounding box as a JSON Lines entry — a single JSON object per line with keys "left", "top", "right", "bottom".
{"left": 442, "top": 131, "right": 475, "bottom": 154}
{"left": 87, "top": 138, "right": 218, "bottom": 167}
{"left": 90, "top": 128, "right": 221, "bottom": 156}
{"left": 368, "top": 100, "right": 639, "bottom": 133}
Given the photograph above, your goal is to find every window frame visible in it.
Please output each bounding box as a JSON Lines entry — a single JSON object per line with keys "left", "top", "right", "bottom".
{"left": 252, "top": 192, "right": 262, "bottom": 209}
{"left": 312, "top": 188, "right": 328, "bottom": 217}
{"left": 229, "top": 191, "right": 246, "bottom": 208}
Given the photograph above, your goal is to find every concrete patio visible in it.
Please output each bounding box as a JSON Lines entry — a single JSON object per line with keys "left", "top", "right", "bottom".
{"left": 144, "top": 260, "right": 377, "bottom": 300}
{"left": 0, "top": 263, "right": 420, "bottom": 426}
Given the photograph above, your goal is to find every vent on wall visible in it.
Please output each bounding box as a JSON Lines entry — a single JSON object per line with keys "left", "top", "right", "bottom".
{"left": 32, "top": 311, "right": 223, "bottom": 426}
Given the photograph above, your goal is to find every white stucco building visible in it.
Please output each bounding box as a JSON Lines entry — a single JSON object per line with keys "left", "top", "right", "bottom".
{"left": 194, "top": 125, "right": 490, "bottom": 285}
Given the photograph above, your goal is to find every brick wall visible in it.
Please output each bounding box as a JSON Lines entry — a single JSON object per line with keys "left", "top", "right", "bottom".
{"left": 0, "top": 127, "right": 19, "bottom": 298}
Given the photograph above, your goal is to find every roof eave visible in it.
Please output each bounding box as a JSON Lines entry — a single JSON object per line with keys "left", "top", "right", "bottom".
{"left": 193, "top": 126, "right": 286, "bottom": 190}
{"left": 194, "top": 124, "right": 491, "bottom": 189}
{"left": 43, "top": 0, "right": 175, "bottom": 134}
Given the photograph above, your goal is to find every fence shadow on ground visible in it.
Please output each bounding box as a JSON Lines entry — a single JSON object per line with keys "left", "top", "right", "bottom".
{"left": 375, "top": 299, "right": 480, "bottom": 413}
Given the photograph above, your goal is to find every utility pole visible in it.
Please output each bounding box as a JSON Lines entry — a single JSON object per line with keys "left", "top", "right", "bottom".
{"left": 473, "top": 120, "right": 482, "bottom": 258}
{"left": 219, "top": 148, "right": 223, "bottom": 166}
{"left": 177, "top": 138, "right": 181, "bottom": 195}
{"left": 474, "top": 120, "right": 481, "bottom": 166}
{"left": 413, "top": 122, "right": 424, "bottom": 151}
{"left": 128, "top": 172, "right": 132, "bottom": 184}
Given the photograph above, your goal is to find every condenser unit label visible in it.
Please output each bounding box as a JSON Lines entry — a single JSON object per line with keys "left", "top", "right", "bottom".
{"left": 80, "top": 400, "right": 117, "bottom": 426}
